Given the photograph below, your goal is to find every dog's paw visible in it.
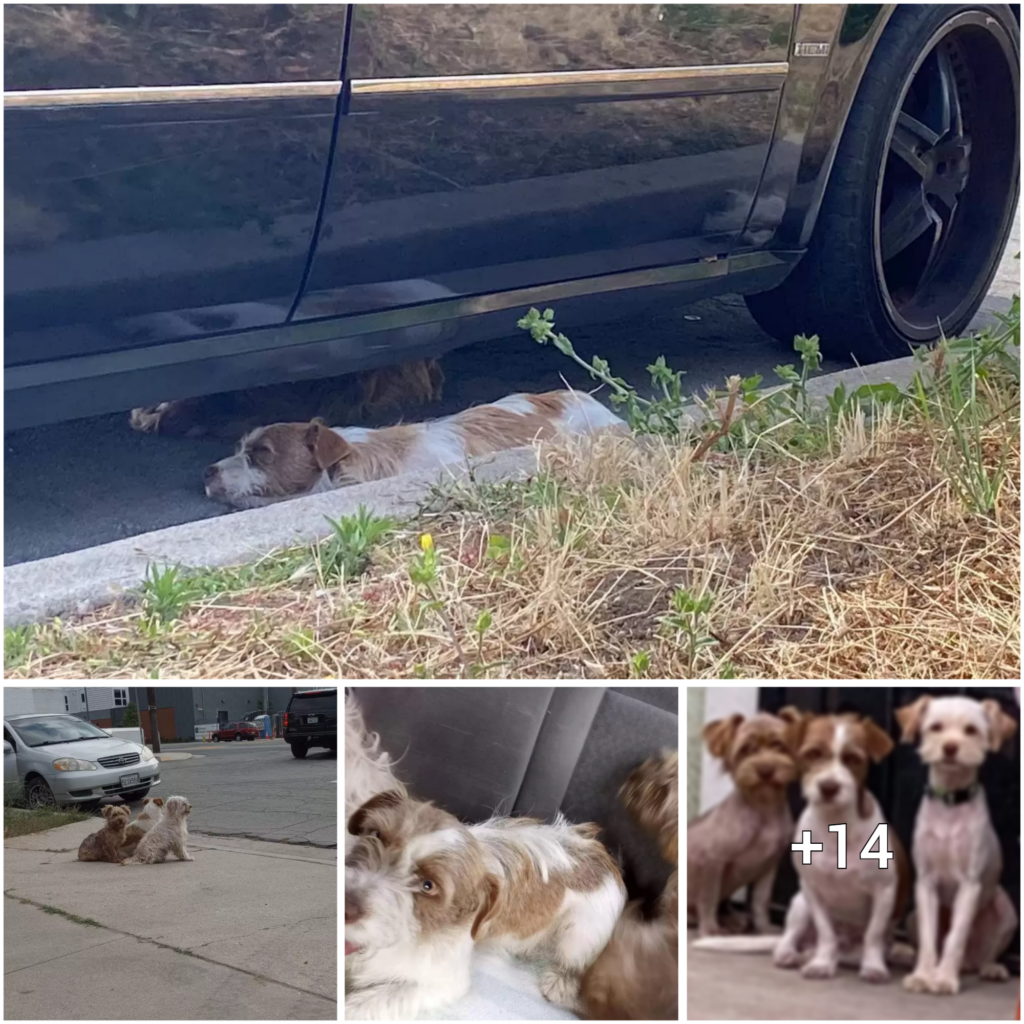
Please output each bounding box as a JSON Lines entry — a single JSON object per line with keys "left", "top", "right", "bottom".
{"left": 801, "top": 959, "right": 837, "bottom": 980}
{"left": 773, "top": 946, "right": 802, "bottom": 969}
{"left": 979, "top": 963, "right": 1010, "bottom": 982}
{"left": 903, "top": 971, "right": 933, "bottom": 994}
{"left": 540, "top": 970, "right": 580, "bottom": 1010}
{"left": 129, "top": 405, "right": 166, "bottom": 433}
{"left": 859, "top": 962, "right": 890, "bottom": 984}
{"left": 929, "top": 972, "right": 960, "bottom": 995}
{"left": 888, "top": 941, "right": 917, "bottom": 969}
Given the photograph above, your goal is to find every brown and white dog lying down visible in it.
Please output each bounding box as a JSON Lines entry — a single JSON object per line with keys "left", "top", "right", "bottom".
{"left": 345, "top": 790, "right": 626, "bottom": 1020}
{"left": 130, "top": 358, "right": 445, "bottom": 440}
{"left": 204, "top": 389, "right": 626, "bottom": 508}
{"left": 579, "top": 750, "right": 679, "bottom": 1021}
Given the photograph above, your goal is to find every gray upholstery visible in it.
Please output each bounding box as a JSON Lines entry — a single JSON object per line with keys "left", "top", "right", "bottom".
{"left": 348, "top": 686, "right": 678, "bottom": 902}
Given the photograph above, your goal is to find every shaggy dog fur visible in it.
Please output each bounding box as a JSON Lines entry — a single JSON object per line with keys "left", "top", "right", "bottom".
{"left": 579, "top": 750, "right": 679, "bottom": 1020}
{"left": 78, "top": 805, "right": 131, "bottom": 863}
{"left": 120, "top": 796, "right": 165, "bottom": 858}
{"left": 121, "top": 795, "right": 194, "bottom": 865}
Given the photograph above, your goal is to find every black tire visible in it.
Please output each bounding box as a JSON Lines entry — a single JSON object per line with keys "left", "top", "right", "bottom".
{"left": 25, "top": 776, "right": 57, "bottom": 809}
{"left": 747, "top": 5, "right": 1019, "bottom": 361}
{"left": 234, "top": 734, "right": 243, "bottom": 742}
{"left": 213, "top": 735, "right": 221, "bottom": 742}
{"left": 290, "top": 741, "right": 309, "bottom": 759}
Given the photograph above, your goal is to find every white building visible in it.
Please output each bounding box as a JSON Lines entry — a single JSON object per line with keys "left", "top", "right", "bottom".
{"left": 3, "top": 686, "right": 135, "bottom": 719}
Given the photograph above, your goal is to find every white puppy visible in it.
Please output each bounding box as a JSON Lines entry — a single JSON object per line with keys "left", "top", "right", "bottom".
{"left": 897, "top": 695, "right": 1018, "bottom": 995}
{"left": 120, "top": 796, "right": 165, "bottom": 857}
{"left": 121, "top": 795, "right": 194, "bottom": 865}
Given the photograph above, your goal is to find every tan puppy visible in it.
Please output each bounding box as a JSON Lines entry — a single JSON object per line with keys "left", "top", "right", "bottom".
{"left": 119, "top": 796, "right": 165, "bottom": 858}
{"left": 579, "top": 750, "right": 678, "bottom": 1020}
{"left": 688, "top": 708, "right": 803, "bottom": 936}
{"left": 78, "top": 805, "right": 131, "bottom": 863}
{"left": 121, "top": 795, "right": 194, "bottom": 865}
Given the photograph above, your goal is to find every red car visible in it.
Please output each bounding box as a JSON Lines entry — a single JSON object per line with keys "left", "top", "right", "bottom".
{"left": 211, "top": 722, "right": 258, "bottom": 743}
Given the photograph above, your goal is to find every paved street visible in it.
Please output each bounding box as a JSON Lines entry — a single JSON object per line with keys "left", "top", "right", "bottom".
{"left": 5, "top": 218, "right": 1018, "bottom": 564}
{"left": 111, "top": 739, "right": 336, "bottom": 848}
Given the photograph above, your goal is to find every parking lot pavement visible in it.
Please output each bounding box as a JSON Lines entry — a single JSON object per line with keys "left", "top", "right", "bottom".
{"left": 687, "top": 932, "right": 1017, "bottom": 1020}
{"left": 112, "top": 738, "right": 336, "bottom": 848}
{"left": 4, "top": 821, "right": 336, "bottom": 1020}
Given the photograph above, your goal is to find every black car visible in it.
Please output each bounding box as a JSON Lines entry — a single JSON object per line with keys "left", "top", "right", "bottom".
{"left": 4, "top": 4, "right": 1018, "bottom": 429}
{"left": 284, "top": 688, "right": 337, "bottom": 759}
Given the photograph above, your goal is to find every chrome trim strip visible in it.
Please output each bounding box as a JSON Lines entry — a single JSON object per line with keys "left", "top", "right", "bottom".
{"left": 4, "top": 80, "right": 342, "bottom": 109}
{"left": 6, "top": 251, "right": 788, "bottom": 389}
{"left": 352, "top": 62, "right": 788, "bottom": 96}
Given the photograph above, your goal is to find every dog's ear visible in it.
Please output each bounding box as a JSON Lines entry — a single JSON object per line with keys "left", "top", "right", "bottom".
{"left": 471, "top": 873, "right": 501, "bottom": 940}
{"left": 895, "top": 697, "right": 930, "bottom": 743}
{"left": 776, "top": 706, "right": 807, "bottom": 751}
{"left": 982, "top": 700, "right": 1018, "bottom": 751}
{"left": 348, "top": 790, "right": 405, "bottom": 834}
{"left": 153, "top": 798, "right": 164, "bottom": 807}
{"left": 102, "top": 806, "right": 114, "bottom": 820}
{"left": 305, "top": 421, "right": 352, "bottom": 471}
{"left": 861, "top": 717, "right": 894, "bottom": 763}
{"left": 703, "top": 714, "right": 743, "bottom": 762}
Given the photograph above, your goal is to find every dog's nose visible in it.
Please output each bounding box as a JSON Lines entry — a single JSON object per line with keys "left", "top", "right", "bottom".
{"left": 757, "top": 764, "right": 774, "bottom": 781}
{"left": 203, "top": 464, "right": 219, "bottom": 484}
{"left": 818, "top": 780, "right": 840, "bottom": 801}
{"left": 943, "top": 741, "right": 959, "bottom": 758}
{"left": 345, "top": 892, "right": 363, "bottom": 924}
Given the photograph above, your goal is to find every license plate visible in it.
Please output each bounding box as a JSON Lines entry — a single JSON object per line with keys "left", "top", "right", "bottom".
{"left": 120, "top": 773, "right": 140, "bottom": 788}
{"left": 307, "top": 715, "right": 319, "bottom": 724}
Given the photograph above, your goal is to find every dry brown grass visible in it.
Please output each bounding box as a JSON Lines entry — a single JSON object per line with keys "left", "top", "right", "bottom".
{"left": 10, "top": 402, "right": 1018, "bottom": 681}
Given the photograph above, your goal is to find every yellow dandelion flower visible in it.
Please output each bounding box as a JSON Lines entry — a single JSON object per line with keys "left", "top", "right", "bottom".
{"left": 420, "top": 534, "right": 434, "bottom": 552}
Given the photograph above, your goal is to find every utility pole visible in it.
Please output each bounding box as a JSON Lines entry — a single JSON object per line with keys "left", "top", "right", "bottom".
{"left": 146, "top": 687, "right": 161, "bottom": 754}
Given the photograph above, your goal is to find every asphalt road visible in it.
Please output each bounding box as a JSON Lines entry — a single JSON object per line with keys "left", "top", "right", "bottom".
{"left": 5, "top": 218, "right": 1018, "bottom": 565}
{"left": 100, "top": 738, "right": 337, "bottom": 848}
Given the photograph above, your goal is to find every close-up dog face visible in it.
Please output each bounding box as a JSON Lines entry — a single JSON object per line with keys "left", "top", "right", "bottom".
{"left": 140, "top": 796, "right": 164, "bottom": 815}
{"left": 703, "top": 709, "right": 802, "bottom": 794}
{"left": 345, "top": 791, "right": 493, "bottom": 957}
{"left": 797, "top": 714, "right": 893, "bottom": 814}
{"left": 897, "top": 695, "right": 1018, "bottom": 770}
{"left": 103, "top": 805, "right": 131, "bottom": 826}
{"left": 204, "top": 422, "right": 351, "bottom": 507}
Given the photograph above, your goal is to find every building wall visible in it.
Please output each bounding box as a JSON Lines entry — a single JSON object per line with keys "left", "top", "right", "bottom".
{"left": 3, "top": 687, "right": 82, "bottom": 716}
{"left": 191, "top": 687, "right": 295, "bottom": 727}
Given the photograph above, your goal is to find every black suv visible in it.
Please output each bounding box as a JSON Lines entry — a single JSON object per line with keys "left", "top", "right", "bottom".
{"left": 284, "top": 688, "right": 337, "bottom": 759}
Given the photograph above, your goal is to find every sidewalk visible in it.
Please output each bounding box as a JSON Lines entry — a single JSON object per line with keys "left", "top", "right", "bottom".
{"left": 687, "top": 932, "right": 1018, "bottom": 1020}
{"left": 4, "top": 820, "right": 336, "bottom": 1020}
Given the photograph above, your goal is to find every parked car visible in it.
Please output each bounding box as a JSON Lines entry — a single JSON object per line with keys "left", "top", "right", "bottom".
{"left": 210, "top": 721, "right": 258, "bottom": 742}
{"left": 284, "top": 688, "right": 337, "bottom": 759}
{"left": 4, "top": 4, "right": 1017, "bottom": 430}
{"left": 2, "top": 714, "right": 161, "bottom": 810}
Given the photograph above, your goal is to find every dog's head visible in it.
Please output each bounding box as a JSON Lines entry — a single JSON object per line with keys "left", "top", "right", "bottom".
{"left": 102, "top": 805, "right": 131, "bottom": 829}
{"left": 164, "top": 795, "right": 192, "bottom": 819}
{"left": 345, "top": 790, "right": 497, "bottom": 958}
{"left": 703, "top": 708, "right": 802, "bottom": 799}
{"left": 897, "top": 696, "right": 1018, "bottom": 774}
{"left": 620, "top": 750, "right": 678, "bottom": 864}
{"left": 203, "top": 422, "right": 354, "bottom": 508}
{"left": 797, "top": 713, "right": 892, "bottom": 817}
{"left": 140, "top": 796, "right": 165, "bottom": 818}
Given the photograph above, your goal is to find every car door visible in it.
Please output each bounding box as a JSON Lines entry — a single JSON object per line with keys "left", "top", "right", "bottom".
{"left": 4, "top": 3, "right": 348, "bottom": 427}
{"left": 293, "top": 4, "right": 794, "bottom": 331}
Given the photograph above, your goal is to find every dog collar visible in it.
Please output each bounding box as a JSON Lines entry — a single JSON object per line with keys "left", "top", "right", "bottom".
{"left": 925, "top": 781, "right": 981, "bottom": 806}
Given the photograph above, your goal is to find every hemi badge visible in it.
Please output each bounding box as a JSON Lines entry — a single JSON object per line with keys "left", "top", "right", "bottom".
{"left": 794, "top": 42, "right": 831, "bottom": 57}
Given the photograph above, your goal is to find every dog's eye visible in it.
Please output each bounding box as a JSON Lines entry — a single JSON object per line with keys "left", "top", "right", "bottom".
{"left": 964, "top": 725, "right": 978, "bottom": 736}
{"left": 367, "top": 829, "right": 383, "bottom": 841}
{"left": 420, "top": 879, "right": 436, "bottom": 894}
{"left": 842, "top": 752, "right": 863, "bottom": 768}
{"left": 802, "top": 747, "right": 824, "bottom": 761}
{"left": 928, "top": 722, "right": 943, "bottom": 732}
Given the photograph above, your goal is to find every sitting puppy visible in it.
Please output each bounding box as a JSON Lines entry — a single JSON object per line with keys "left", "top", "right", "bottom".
{"left": 579, "top": 750, "right": 678, "bottom": 1020}
{"left": 897, "top": 695, "right": 1018, "bottom": 995}
{"left": 121, "top": 795, "right": 194, "bottom": 865}
{"left": 119, "top": 796, "right": 165, "bottom": 858}
{"left": 78, "top": 805, "right": 131, "bottom": 863}
{"left": 688, "top": 708, "right": 802, "bottom": 936}
{"left": 345, "top": 790, "right": 625, "bottom": 1020}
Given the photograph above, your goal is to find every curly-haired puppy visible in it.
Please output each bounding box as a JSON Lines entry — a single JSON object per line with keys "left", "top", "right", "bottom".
{"left": 78, "top": 805, "right": 131, "bottom": 863}
{"left": 121, "top": 795, "right": 194, "bottom": 865}
{"left": 119, "top": 796, "right": 165, "bottom": 858}
{"left": 579, "top": 750, "right": 679, "bottom": 1020}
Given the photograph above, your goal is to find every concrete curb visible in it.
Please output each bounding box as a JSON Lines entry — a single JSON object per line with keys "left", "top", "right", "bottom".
{"left": 1, "top": 353, "right": 927, "bottom": 627}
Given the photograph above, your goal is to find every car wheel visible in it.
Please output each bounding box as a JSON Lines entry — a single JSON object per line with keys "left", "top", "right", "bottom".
{"left": 746, "top": 5, "right": 1019, "bottom": 361}
{"left": 290, "top": 742, "right": 309, "bottom": 759}
{"left": 213, "top": 735, "right": 221, "bottom": 742}
{"left": 234, "top": 734, "right": 243, "bottom": 741}
{"left": 25, "top": 777, "right": 58, "bottom": 809}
